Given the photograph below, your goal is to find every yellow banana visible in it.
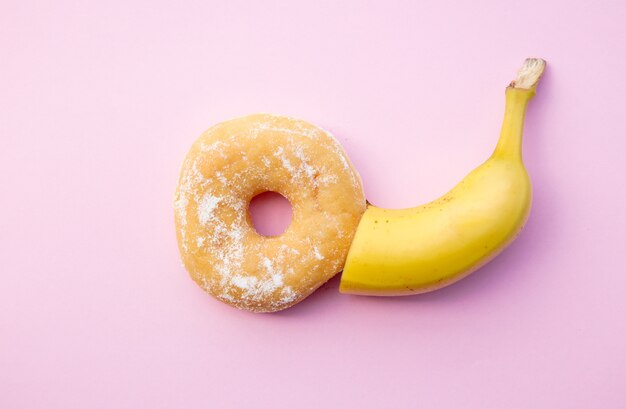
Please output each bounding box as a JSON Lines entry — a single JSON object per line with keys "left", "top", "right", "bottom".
{"left": 340, "top": 58, "right": 546, "bottom": 296}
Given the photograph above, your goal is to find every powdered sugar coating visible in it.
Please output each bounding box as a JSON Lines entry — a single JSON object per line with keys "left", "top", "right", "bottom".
{"left": 174, "top": 114, "right": 366, "bottom": 312}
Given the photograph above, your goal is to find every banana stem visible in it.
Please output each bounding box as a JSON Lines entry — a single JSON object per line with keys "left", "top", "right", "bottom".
{"left": 492, "top": 89, "right": 532, "bottom": 160}
{"left": 492, "top": 58, "right": 546, "bottom": 160}
{"left": 510, "top": 58, "right": 546, "bottom": 90}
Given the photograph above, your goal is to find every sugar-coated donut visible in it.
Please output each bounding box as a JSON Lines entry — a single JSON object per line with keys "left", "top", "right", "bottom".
{"left": 174, "top": 114, "right": 366, "bottom": 312}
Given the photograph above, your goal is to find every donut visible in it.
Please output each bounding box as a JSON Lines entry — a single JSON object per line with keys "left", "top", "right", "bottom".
{"left": 174, "top": 114, "right": 366, "bottom": 312}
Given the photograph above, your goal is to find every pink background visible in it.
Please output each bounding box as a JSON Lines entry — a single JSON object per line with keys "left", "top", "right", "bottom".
{"left": 2, "top": 1, "right": 626, "bottom": 408}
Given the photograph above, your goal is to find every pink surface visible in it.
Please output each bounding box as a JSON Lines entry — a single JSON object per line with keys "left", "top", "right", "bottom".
{"left": 249, "top": 192, "right": 293, "bottom": 237}
{"left": 2, "top": 1, "right": 626, "bottom": 408}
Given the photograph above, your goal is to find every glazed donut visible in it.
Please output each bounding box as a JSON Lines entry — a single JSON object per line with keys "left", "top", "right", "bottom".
{"left": 174, "top": 114, "right": 366, "bottom": 312}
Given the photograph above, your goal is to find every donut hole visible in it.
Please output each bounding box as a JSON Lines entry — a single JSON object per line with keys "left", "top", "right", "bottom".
{"left": 248, "top": 191, "right": 293, "bottom": 237}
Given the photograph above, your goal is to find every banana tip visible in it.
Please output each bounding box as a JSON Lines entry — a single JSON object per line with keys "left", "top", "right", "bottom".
{"left": 511, "top": 58, "right": 546, "bottom": 89}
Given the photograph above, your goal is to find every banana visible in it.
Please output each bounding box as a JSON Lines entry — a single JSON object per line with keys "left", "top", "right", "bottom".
{"left": 340, "top": 58, "right": 546, "bottom": 296}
